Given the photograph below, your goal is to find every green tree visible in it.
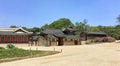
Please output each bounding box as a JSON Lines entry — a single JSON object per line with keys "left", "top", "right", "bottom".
{"left": 89, "top": 26, "right": 115, "bottom": 37}
{"left": 113, "top": 25, "right": 120, "bottom": 39}
{"left": 98, "top": 25, "right": 104, "bottom": 31}
{"left": 89, "top": 26, "right": 100, "bottom": 31}
{"left": 117, "top": 15, "right": 120, "bottom": 24}
{"left": 49, "top": 18, "right": 74, "bottom": 29}
{"left": 75, "top": 19, "right": 89, "bottom": 34}
{"left": 22, "top": 27, "right": 31, "bottom": 32}
{"left": 113, "top": 15, "right": 120, "bottom": 39}
{"left": 30, "top": 27, "right": 40, "bottom": 33}
{"left": 103, "top": 26, "right": 114, "bottom": 36}
{"left": 40, "top": 24, "right": 49, "bottom": 31}
{"left": 10, "top": 25, "right": 17, "bottom": 28}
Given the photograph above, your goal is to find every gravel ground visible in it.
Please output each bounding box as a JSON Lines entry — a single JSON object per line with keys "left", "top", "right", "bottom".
{"left": 0, "top": 43, "right": 120, "bottom": 66}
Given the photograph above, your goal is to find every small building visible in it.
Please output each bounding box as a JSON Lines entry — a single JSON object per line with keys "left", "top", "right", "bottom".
{"left": 0, "top": 27, "right": 33, "bottom": 43}
{"left": 40, "top": 28, "right": 65, "bottom": 46}
{"left": 32, "top": 27, "right": 81, "bottom": 46}
{"left": 80, "top": 31, "right": 107, "bottom": 41}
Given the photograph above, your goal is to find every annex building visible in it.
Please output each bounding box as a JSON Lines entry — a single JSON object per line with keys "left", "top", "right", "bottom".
{"left": 0, "top": 27, "right": 33, "bottom": 43}
{"left": 30, "top": 27, "right": 81, "bottom": 46}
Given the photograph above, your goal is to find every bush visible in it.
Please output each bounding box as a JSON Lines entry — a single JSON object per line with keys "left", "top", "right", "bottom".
{"left": 103, "top": 37, "right": 108, "bottom": 42}
{"left": 6, "top": 44, "right": 15, "bottom": 49}
{"left": 0, "top": 47, "right": 5, "bottom": 49}
{"left": 95, "top": 36, "right": 116, "bottom": 42}
{"left": 106, "top": 36, "right": 116, "bottom": 42}
{"left": 95, "top": 37, "right": 104, "bottom": 42}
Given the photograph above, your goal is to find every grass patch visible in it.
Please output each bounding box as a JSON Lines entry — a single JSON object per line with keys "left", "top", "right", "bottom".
{"left": 0, "top": 48, "right": 59, "bottom": 63}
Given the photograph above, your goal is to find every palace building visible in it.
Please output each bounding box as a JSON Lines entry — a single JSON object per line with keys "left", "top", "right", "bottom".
{"left": 30, "top": 27, "right": 81, "bottom": 46}
{"left": 0, "top": 27, "right": 33, "bottom": 43}
{"left": 80, "top": 31, "right": 107, "bottom": 41}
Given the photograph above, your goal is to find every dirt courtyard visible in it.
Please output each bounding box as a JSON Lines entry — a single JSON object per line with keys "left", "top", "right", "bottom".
{"left": 0, "top": 43, "right": 120, "bottom": 66}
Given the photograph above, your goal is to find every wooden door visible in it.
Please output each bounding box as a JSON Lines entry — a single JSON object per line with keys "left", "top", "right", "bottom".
{"left": 58, "top": 37, "right": 64, "bottom": 46}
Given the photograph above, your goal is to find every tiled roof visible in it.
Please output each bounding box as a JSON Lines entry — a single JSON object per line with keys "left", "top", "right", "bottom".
{"left": 54, "top": 34, "right": 65, "bottom": 38}
{"left": 41, "top": 28, "right": 64, "bottom": 35}
{"left": 0, "top": 31, "right": 29, "bottom": 35}
{"left": 65, "top": 27, "right": 77, "bottom": 31}
{"left": 83, "top": 31, "right": 107, "bottom": 35}
{"left": 0, "top": 27, "right": 33, "bottom": 35}
{"left": 65, "top": 35, "right": 81, "bottom": 39}
{"left": 31, "top": 36, "right": 39, "bottom": 41}
{"left": 41, "top": 28, "right": 81, "bottom": 39}
{"left": 48, "top": 35, "right": 57, "bottom": 39}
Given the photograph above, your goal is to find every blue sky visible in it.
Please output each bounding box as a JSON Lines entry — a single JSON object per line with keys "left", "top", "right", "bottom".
{"left": 0, "top": 0, "right": 120, "bottom": 28}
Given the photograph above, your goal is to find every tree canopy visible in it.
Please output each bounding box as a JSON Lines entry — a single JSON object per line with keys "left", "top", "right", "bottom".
{"left": 49, "top": 18, "right": 74, "bottom": 29}
{"left": 75, "top": 19, "right": 89, "bottom": 34}
{"left": 10, "top": 25, "right": 17, "bottom": 28}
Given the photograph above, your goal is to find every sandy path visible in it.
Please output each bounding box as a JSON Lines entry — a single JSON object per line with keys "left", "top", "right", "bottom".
{"left": 0, "top": 43, "right": 120, "bottom": 66}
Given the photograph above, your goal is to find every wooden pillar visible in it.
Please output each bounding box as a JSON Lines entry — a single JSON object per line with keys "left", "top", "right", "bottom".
{"left": 85, "top": 34, "right": 88, "bottom": 44}
{"left": 13, "top": 36, "right": 15, "bottom": 43}
{"left": 22, "top": 35, "right": 23, "bottom": 43}
{"left": 4, "top": 35, "right": 6, "bottom": 43}
{"left": 6, "top": 35, "right": 9, "bottom": 43}
{"left": 3, "top": 35, "right": 5, "bottom": 43}
{"left": 2, "top": 35, "right": 4, "bottom": 43}
{"left": 5, "top": 35, "right": 7, "bottom": 43}
{"left": 7, "top": 35, "right": 10, "bottom": 43}
{"left": 15, "top": 36, "right": 16, "bottom": 43}
{"left": 26, "top": 36, "right": 28, "bottom": 43}
{"left": 15, "top": 36, "right": 18, "bottom": 43}
{"left": 22, "top": 35, "right": 24, "bottom": 43}
{"left": 79, "top": 39, "right": 81, "bottom": 45}
{"left": 49, "top": 38, "right": 51, "bottom": 46}
{"left": 11, "top": 35, "right": 12, "bottom": 43}
{"left": 15, "top": 36, "right": 17, "bottom": 43}
{"left": 0, "top": 35, "right": 1, "bottom": 43}
{"left": 12, "top": 35, "right": 13, "bottom": 43}
{"left": 20, "top": 35, "right": 22, "bottom": 43}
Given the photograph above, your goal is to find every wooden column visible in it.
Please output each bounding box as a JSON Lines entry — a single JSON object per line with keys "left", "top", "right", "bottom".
{"left": 10, "top": 35, "right": 12, "bottom": 43}
{"left": 20, "top": 35, "right": 22, "bottom": 43}
{"left": 6, "top": 35, "right": 8, "bottom": 43}
{"left": 26, "top": 36, "right": 28, "bottom": 43}
{"left": 22, "top": 35, "right": 24, "bottom": 43}
{"left": 4, "top": 35, "right": 6, "bottom": 43}
{"left": 15, "top": 36, "right": 18, "bottom": 43}
{"left": 0, "top": 35, "right": 1, "bottom": 43}
{"left": 85, "top": 34, "right": 88, "bottom": 44}
{"left": 12, "top": 36, "right": 14, "bottom": 43}
{"left": 14, "top": 36, "right": 16, "bottom": 43}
